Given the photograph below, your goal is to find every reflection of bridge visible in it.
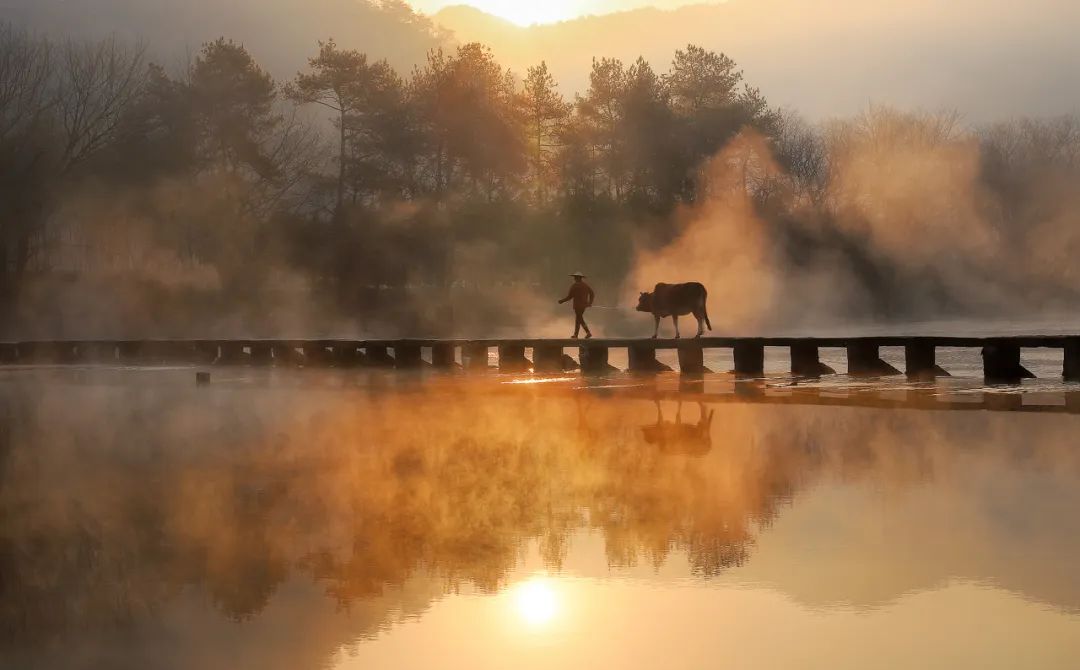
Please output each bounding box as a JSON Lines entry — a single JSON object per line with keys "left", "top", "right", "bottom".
{"left": 2, "top": 336, "right": 1079, "bottom": 382}
{"left": 624, "top": 383, "right": 1080, "bottom": 415}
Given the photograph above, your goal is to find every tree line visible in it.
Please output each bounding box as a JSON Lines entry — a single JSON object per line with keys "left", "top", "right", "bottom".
{"left": 2, "top": 22, "right": 1078, "bottom": 335}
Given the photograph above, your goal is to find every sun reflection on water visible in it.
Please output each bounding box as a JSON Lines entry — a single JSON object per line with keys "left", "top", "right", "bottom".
{"left": 512, "top": 576, "right": 559, "bottom": 627}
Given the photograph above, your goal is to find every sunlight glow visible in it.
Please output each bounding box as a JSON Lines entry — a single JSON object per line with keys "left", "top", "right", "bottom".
{"left": 513, "top": 577, "right": 559, "bottom": 625}
{"left": 455, "top": 0, "right": 587, "bottom": 26}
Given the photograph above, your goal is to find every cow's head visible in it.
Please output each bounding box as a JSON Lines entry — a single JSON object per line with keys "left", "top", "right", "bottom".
{"left": 636, "top": 292, "right": 654, "bottom": 313}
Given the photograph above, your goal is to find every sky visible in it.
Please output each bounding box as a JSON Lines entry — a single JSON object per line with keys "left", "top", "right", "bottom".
{"left": 407, "top": 0, "right": 718, "bottom": 25}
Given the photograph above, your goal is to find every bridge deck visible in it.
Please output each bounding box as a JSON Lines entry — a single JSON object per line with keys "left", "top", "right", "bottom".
{"left": 1, "top": 335, "right": 1076, "bottom": 348}
{"left": 1, "top": 335, "right": 1078, "bottom": 382}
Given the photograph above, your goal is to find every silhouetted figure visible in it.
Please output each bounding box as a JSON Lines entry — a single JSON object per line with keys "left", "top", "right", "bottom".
{"left": 640, "top": 400, "right": 715, "bottom": 456}
{"left": 558, "top": 272, "right": 595, "bottom": 339}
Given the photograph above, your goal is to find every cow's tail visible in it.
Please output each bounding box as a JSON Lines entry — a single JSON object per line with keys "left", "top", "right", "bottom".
{"left": 701, "top": 289, "right": 712, "bottom": 331}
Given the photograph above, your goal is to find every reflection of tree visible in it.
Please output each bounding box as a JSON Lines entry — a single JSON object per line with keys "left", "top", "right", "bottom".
{"left": 2, "top": 379, "right": 1080, "bottom": 662}
{"left": 0, "top": 384, "right": 810, "bottom": 644}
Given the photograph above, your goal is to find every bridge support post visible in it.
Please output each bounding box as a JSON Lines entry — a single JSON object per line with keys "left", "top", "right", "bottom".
{"left": 982, "top": 344, "right": 1034, "bottom": 383}
{"left": 394, "top": 343, "right": 423, "bottom": 369}
{"left": 302, "top": 344, "right": 333, "bottom": 367}
{"left": 904, "top": 342, "right": 949, "bottom": 379}
{"left": 498, "top": 345, "right": 531, "bottom": 372}
{"left": 463, "top": 344, "right": 489, "bottom": 370}
{"left": 0, "top": 343, "right": 16, "bottom": 363}
{"left": 431, "top": 343, "right": 457, "bottom": 369}
{"left": 250, "top": 343, "right": 273, "bottom": 366}
{"left": 333, "top": 343, "right": 364, "bottom": 368}
{"left": 580, "top": 345, "right": 612, "bottom": 374}
{"left": 533, "top": 345, "right": 564, "bottom": 373}
{"left": 677, "top": 343, "right": 706, "bottom": 375}
{"left": 1064, "top": 338, "right": 1080, "bottom": 382}
{"left": 628, "top": 345, "right": 672, "bottom": 373}
{"left": 734, "top": 342, "right": 764, "bottom": 377}
{"left": 364, "top": 345, "right": 396, "bottom": 367}
{"left": 218, "top": 342, "right": 250, "bottom": 366}
{"left": 271, "top": 344, "right": 301, "bottom": 367}
{"left": 847, "top": 343, "right": 901, "bottom": 376}
{"left": 791, "top": 343, "right": 835, "bottom": 377}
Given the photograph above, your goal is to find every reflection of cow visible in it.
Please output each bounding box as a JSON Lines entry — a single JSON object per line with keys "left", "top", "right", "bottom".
{"left": 636, "top": 282, "right": 712, "bottom": 339}
{"left": 640, "top": 401, "right": 715, "bottom": 456}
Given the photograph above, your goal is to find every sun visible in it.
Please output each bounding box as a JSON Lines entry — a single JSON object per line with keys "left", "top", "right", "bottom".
{"left": 513, "top": 577, "right": 559, "bottom": 625}
{"left": 462, "top": 0, "right": 587, "bottom": 26}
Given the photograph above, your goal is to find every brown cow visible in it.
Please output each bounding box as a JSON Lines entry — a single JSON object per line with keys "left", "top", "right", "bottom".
{"left": 636, "top": 282, "right": 712, "bottom": 339}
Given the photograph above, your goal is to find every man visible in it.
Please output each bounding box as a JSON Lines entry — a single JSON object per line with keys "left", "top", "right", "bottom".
{"left": 558, "top": 272, "right": 595, "bottom": 339}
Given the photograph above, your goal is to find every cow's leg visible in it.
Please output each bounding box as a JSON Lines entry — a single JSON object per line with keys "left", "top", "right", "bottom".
{"left": 653, "top": 315, "right": 660, "bottom": 339}
{"left": 695, "top": 315, "right": 705, "bottom": 338}
{"left": 672, "top": 315, "right": 680, "bottom": 339}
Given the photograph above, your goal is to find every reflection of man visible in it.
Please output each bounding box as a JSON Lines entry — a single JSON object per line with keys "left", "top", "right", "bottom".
{"left": 558, "top": 272, "right": 595, "bottom": 339}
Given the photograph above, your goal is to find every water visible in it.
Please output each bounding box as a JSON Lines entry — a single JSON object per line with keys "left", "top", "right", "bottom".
{"left": 1, "top": 366, "right": 1079, "bottom": 669}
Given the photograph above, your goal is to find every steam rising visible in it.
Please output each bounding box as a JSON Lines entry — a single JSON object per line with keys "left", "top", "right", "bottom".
{"left": 631, "top": 109, "right": 1080, "bottom": 333}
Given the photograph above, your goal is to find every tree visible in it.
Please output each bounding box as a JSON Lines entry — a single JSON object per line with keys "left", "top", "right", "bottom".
{"left": 663, "top": 45, "right": 776, "bottom": 203}
{"left": 520, "top": 61, "right": 570, "bottom": 204}
{"left": 189, "top": 38, "right": 280, "bottom": 176}
{"left": 619, "top": 56, "right": 676, "bottom": 208}
{"left": 287, "top": 40, "right": 402, "bottom": 216}
{"left": 410, "top": 43, "right": 526, "bottom": 198}
{"left": 574, "top": 57, "right": 627, "bottom": 198}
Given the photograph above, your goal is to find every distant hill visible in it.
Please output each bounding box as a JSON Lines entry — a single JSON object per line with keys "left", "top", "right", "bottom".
{"left": 0, "top": 0, "right": 448, "bottom": 79}
{"left": 434, "top": 0, "right": 1080, "bottom": 121}
{"left": 4, "top": 0, "right": 1079, "bottom": 121}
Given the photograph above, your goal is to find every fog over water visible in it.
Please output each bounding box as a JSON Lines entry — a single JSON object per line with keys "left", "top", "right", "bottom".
{"left": 1, "top": 367, "right": 1079, "bottom": 669}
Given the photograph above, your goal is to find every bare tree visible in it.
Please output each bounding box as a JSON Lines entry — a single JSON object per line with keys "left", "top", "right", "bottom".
{"left": 56, "top": 35, "right": 148, "bottom": 170}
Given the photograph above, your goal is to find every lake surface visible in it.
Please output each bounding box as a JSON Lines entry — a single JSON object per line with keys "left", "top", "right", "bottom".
{"left": 1, "top": 366, "right": 1079, "bottom": 669}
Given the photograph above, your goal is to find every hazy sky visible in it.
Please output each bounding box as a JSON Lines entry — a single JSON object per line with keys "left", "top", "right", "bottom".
{"left": 408, "top": 0, "right": 718, "bottom": 25}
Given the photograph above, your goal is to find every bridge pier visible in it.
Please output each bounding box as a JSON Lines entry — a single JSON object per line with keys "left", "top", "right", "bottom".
{"left": 1064, "top": 338, "right": 1080, "bottom": 382}
{"left": 982, "top": 344, "right": 1034, "bottom": 383}
{"left": 431, "top": 343, "right": 458, "bottom": 369}
{"left": 790, "top": 343, "right": 835, "bottom": 377}
{"left": 463, "top": 344, "right": 489, "bottom": 369}
{"left": 270, "top": 344, "right": 300, "bottom": 367}
{"left": 364, "top": 345, "right": 396, "bottom": 367}
{"left": 533, "top": 345, "right": 564, "bottom": 373}
{"left": 628, "top": 344, "right": 672, "bottom": 373}
{"left": 677, "top": 343, "right": 707, "bottom": 375}
{"left": 0, "top": 343, "right": 17, "bottom": 363}
{"left": 301, "top": 344, "right": 333, "bottom": 367}
{"left": 498, "top": 345, "right": 531, "bottom": 372}
{"left": 250, "top": 343, "right": 273, "bottom": 366}
{"left": 333, "top": 343, "right": 364, "bottom": 368}
{"left": 904, "top": 342, "right": 949, "bottom": 379}
{"left": 847, "top": 343, "right": 901, "bottom": 376}
{"left": 394, "top": 343, "right": 423, "bottom": 369}
{"left": 217, "top": 342, "right": 250, "bottom": 366}
{"left": 580, "top": 345, "right": 614, "bottom": 374}
{"left": 734, "top": 342, "right": 764, "bottom": 377}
